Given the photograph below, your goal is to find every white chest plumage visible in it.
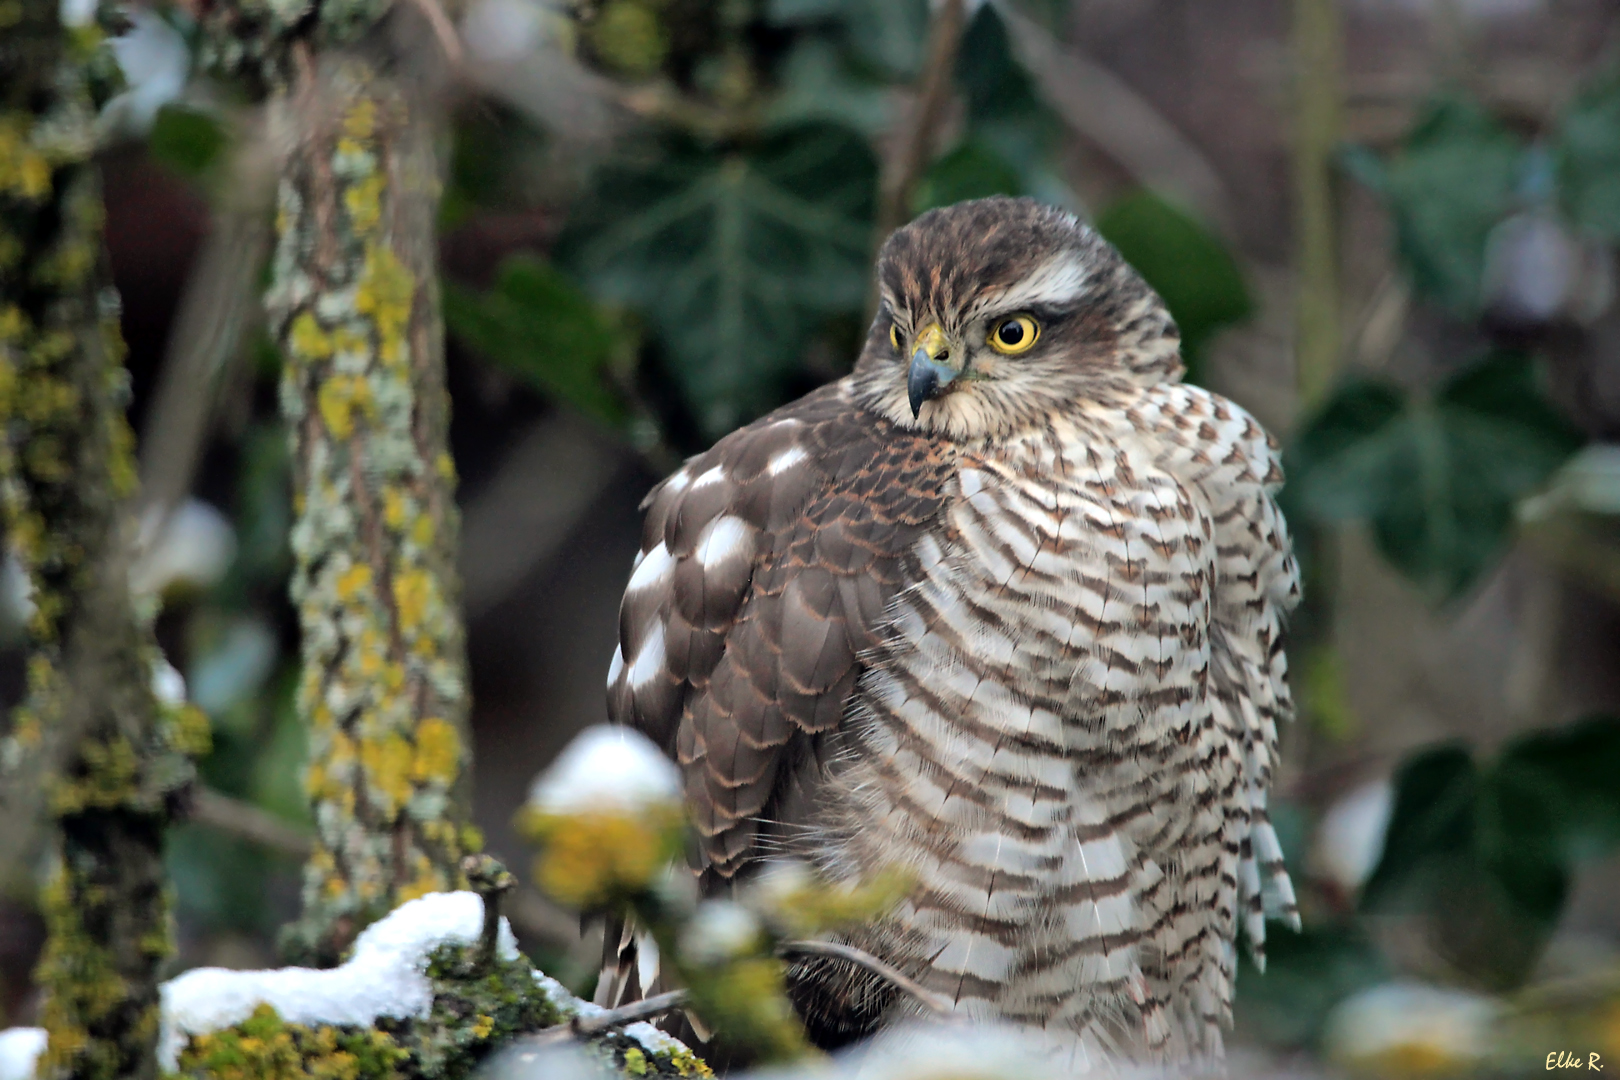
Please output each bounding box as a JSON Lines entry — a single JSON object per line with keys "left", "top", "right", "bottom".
{"left": 825, "top": 385, "right": 1293, "bottom": 1065}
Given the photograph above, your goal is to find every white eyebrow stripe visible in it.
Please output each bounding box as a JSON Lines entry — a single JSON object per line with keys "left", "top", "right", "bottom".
{"left": 974, "top": 253, "right": 1091, "bottom": 317}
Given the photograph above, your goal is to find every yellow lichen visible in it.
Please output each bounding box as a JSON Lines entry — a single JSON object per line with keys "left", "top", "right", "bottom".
{"left": 289, "top": 312, "right": 334, "bottom": 361}
{"left": 361, "top": 731, "right": 413, "bottom": 817}
{"left": 335, "top": 564, "right": 373, "bottom": 602}
{"left": 344, "top": 174, "right": 385, "bottom": 234}
{"left": 354, "top": 246, "right": 414, "bottom": 366}
{"left": 410, "top": 717, "right": 460, "bottom": 785}
{"left": 516, "top": 807, "right": 684, "bottom": 910}
{"left": 343, "top": 98, "right": 378, "bottom": 141}
{"left": 381, "top": 488, "right": 407, "bottom": 530}
{"left": 317, "top": 374, "right": 374, "bottom": 439}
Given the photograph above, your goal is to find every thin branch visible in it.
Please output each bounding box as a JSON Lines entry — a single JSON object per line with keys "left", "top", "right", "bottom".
{"left": 134, "top": 122, "right": 275, "bottom": 542}
{"left": 876, "top": 0, "right": 967, "bottom": 239}
{"left": 187, "top": 786, "right": 584, "bottom": 953}
{"left": 406, "top": 0, "right": 464, "bottom": 69}
{"left": 189, "top": 787, "right": 314, "bottom": 859}
{"left": 1291, "top": 0, "right": 1344, "bottom": 408}
{"left": 996, "top": 5, "right": 1238, "bottom": 237}
{"left": 778, "top": 939, "right": 956, "bottom": 1018}
{"left": 523, "top": 989, "right": 693, "bottom": 1046}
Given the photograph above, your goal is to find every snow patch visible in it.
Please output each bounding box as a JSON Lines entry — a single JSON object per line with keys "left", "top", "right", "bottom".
{"left": 1325, "top": 982, "right": 1498, "bottom": 1071}
{"left": 131, "top": 499, "right": 236, "bottom": 598}
{"left": 1311, "top": 777, "right": 1394, "bottom": 893}
{"left": 159, "top": 891, "right": 517, "bottom": 1070}
{"left": 527, "top": 725, "right": 680, "bottom": 816}
{"left": 0, "top": 1028, "right": 45, "bottom": 1080}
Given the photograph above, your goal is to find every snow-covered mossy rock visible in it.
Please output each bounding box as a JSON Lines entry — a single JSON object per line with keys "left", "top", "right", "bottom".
{"left": 159, "top": 890, "right": 708, "bottom": 1080}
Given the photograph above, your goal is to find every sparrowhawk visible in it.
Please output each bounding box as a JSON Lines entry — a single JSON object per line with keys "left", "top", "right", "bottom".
{"left": 604, "top": 196, "right": 1301, "bottom": 1067}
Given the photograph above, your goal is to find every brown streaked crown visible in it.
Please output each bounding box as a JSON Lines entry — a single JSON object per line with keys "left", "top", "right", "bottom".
{"left": 852, "top": 196, "right": 1184, "bottom": 440}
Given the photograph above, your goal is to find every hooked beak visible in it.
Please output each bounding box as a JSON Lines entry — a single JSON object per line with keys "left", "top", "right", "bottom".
{"left": 907, "top": 324, "right": 957, "bottom": 418}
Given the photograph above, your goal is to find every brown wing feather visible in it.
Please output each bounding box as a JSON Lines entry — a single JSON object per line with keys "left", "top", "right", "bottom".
{"left": 608, "top": 380, "right": 954, "bottom": 881}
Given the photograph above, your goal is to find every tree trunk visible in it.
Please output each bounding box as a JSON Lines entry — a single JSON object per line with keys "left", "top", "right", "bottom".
{"left": 267, "top": 34, "right": 475, "bottom": 966}
{"left": 0, "top": 5, "right": 207, "bottom": 1078}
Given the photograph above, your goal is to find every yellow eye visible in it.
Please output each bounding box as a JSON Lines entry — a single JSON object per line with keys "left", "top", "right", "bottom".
{"left": 889, "top": 323, "right": 903, "bottom": 350}
{"left": 989, "top": 315, "right": 1039, "bottom": 355}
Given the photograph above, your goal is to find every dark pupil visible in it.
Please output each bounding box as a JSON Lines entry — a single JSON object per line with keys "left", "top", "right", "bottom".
{"left": 999, "top": 321, "right": 1024, "bottom": 345}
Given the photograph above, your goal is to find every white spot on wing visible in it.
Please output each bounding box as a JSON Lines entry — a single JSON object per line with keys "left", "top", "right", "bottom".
{"left": 690, "top": 465, "right": 726, "bottom": 490}
{"left": 662, "top": 468, "right": 693, "bottom": 496}
{"left": 606, "top": 644, "right": 625, "bottom": 689}
{"left": 696, "top": 515, "right": 754, "bottom": 571}
{"left": 767, "top": 445, "right": 808, "bottom": 476}
{"left": 626, "top": 542, "right": 673, "bottom": 595}
{"left": 628, "top": 622, "right": 667, "bottom": 692}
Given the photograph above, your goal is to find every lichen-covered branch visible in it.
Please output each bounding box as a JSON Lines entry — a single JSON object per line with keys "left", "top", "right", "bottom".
{"left": 265, "top": 34, "right": 475, "bottom": 964}
{"left": 0, "top": 4, "right": 208, "bottom": 1078}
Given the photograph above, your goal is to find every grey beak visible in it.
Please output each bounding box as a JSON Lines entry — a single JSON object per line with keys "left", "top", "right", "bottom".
{"left": 908, "top": 349, "right": 957, "bottom": 418}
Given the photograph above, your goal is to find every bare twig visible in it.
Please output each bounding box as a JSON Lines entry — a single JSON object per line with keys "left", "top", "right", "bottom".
{"left": 877, "top": 0, "right": 967, "bottom": 239}
{"left": 1291, "top": 0, "right": 1344, "bottom": 408}
{"left": 996, "top": 4, "right": 1237, "bottom": 237}
{"left": 779, "top": 939, "right": 956, "bottom": 1017}
{"left": 522, "top": 989, "right": 693, "bottom": 1047}
{"left": 407, "top": 0, "right": 464, "bottom": 69}
{"left": 190, "top": 787, "right": 314, "bottom": 859}
{"left": 134, "top": 122, "right": 275, "bottom": 544}
{"left": 459, "top": 414, "right": 626, "bottom": 619}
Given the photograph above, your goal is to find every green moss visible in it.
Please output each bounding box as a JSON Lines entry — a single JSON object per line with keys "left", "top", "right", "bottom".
{"left": 178, "top": 1004, "right": 409, "bottom": 1080}
{"left": 168, "top": 937, "right": 712, "bottom": 1080}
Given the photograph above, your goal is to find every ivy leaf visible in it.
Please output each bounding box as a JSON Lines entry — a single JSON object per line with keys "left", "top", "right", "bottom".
{"left": 1359, "top": 718, "right": 1620, "bottom": 989}
{"left": 148, "top": 104, "right": 229, "bottom": 182}
{"left": 1554, "top": 66, "right": 1620, "bottom": 240}
{"left": 1234, "top": 925, "right": 1388, "bottom": 1050}
{"left": 766, "top": 0, "right": 930, "bottom": 78}
{"left": 1345, "top": 97, "right": 1522, "bottom": 315}
{"left": 953, "top": 7, "right": 1072, "bottom": 209}
{"left": 1496, "top": 716, "right": 1620, "bottom": 861}
{"left": 1094, "top": 190, "right": 1252, "bottom": 383}
{"left": 1288, "top": 353, "right": 1581, "bottom": 600}
{"left": 443, "top": 256, "right": 627, "bottom": 427}
{"left": 560, "top": 124, "right": 876, "bottom": 437}
{"left": 1361, "top": 744, "right": 1478, "bottom": 913}
{"left": 912, "top": 141, "right": 1024, "bottom": 214}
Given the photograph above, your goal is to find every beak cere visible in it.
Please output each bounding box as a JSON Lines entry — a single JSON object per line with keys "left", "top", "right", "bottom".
{"left": 906, "top": 324, "right": 957, "bottom": 418}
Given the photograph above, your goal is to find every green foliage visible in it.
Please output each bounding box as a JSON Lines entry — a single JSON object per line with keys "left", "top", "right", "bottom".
{"left": 1287, "top": 352, "right": 1581, "bottom": 600}
{"left": 911, "top": 141, "right": 1022, "bottom": 213}
{"left": 1361, "top": 717, "right": 1620, "bottom": 989}
{"left": 444, "top": 256, "right": 629, "bottom": 427}
{"left": 767, "top": 0, "right": 930, "bottom": 79}
{"left": 147, "top": 104, "right": 229, "bottom": 181}
{"left": 1234, "top": 925, "right": 1388, "bottom": 1050}
{"left": 1346, "top": 68, "right": 1620, "bottom": 316}
{"left": 950, "top": 7, "right": 1070, "bottom": 209}
{"left": 1093, "top": 191, "right": 1252, "bottom": 380}
{"left": 1341, "top": 97, "right": 1522, "bottom": 315}
{"left": 560, "top": 124, "right": 876, "bottom": 437}
{"left": 1555, "top": 66, "right": 1620, "bottom": 240}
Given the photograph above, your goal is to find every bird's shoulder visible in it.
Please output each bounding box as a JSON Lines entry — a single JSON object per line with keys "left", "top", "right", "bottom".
{"left": 609, "top": 377, "right": 957, "bottom": 763}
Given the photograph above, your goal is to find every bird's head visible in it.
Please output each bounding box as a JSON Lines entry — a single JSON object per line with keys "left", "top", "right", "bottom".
{"left": 852, "top": 196, "right": 1183, "bottom": 441}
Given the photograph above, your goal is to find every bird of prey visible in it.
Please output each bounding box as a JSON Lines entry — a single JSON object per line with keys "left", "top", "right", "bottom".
{"left": 604, "top": 196, "right": 1300, "bottom": 1067}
